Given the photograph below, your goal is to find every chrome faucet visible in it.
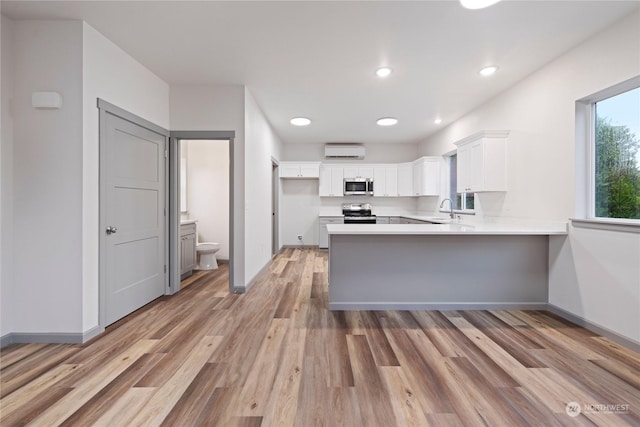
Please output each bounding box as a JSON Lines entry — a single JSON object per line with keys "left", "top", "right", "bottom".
{"left": 440, "top": 198, "right": 455, "bottom": 219}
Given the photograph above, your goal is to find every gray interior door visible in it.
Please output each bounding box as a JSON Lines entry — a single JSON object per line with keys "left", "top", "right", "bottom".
{"left": 101, "top": 110, "right": 166, "bottom": 326}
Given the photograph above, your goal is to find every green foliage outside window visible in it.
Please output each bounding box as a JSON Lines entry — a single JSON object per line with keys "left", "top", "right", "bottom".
{"left": 594, "top": 116, "right": 640, "bottom": 219}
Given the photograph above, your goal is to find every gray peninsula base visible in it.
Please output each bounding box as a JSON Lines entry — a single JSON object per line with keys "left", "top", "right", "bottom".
{"left": 328, "top": 234, "right": 549, "bottom": 310}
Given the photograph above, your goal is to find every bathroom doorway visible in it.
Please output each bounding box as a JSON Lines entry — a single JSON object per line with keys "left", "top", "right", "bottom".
{"left": 169, "top": 131, "right": 234, "bottom": 294}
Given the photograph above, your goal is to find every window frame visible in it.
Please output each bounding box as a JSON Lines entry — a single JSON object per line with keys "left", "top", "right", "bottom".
{"left": 443, "top": 151, "right": 475, "bottom": 215}
{"left": 574, "top": 75, "right": 640, "bottom": 232}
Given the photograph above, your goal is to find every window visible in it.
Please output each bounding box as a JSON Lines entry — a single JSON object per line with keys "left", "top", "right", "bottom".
{"left": 448, "top": 154, "right": 474, "bottom": 211}
{"left": 593, "top": 86, "right": 640, "bottom": 220}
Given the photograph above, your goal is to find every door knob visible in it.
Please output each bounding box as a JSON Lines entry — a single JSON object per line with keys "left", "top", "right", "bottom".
{"left": 106, "top": 226, "right": 118, "bottom": 235}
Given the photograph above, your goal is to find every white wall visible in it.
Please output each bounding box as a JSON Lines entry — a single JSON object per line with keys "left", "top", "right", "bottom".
{"left": 1, "top": 15, "right": 15, "bottom": 338}
{"left": 419, "top": 10, "right": 640, "bottom": 343}
{"left": 171, "top": 86, "right": 283, "bottom": 289}
{"left": 11, "top": 20, "right": 84, "bottom": 334}
{"left": 184, "top": 140, "right": 230, "bottom": 260}
{"left": 0, "top": 19, "right": 170, "bottom": 339}
{"left": 82, "top": 22, "right": 170, "bottom": 332}
{"left": 280, "top": 180, "right": 322, "bottom": 246}
{"left": 170, "top": 85, "right": 246, "bottom": 288}
{"left": 282, "top": 142, "right": 418, "bottom": 163}
{"left": 244, "top": 88, "right": 283, "bottom": 283}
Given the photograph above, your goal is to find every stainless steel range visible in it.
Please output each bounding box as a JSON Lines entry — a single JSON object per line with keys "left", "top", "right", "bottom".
{"left": 342, "top": 203, "right": 377, "bottom": 224}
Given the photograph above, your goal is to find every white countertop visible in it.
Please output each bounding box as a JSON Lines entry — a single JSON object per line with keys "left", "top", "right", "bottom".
{"left": 327, "top": 223, "right": 567, "bottom": 236}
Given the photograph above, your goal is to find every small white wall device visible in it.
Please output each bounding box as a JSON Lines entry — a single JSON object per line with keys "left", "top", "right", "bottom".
{"left": 31, "top": 91, "right": 63, "bottom": 109}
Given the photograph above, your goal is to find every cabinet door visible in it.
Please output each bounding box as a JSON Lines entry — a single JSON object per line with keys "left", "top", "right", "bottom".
{"left": 421, "top": 159, "right": 440, "bottom": 196}
{"left": 319, "top": 166, "right": 331, "bottom": 196}
{"left": 343, "top": 166, "right": 373, "bottom": 179}
{"left": 456, "top": 135, "right": 507, "bottom": 193}
{"left": 457, "top": 145, "right": 472, "bottom": 193}
{"left": 412, "top": 162, "right": 423, "bottom": 196}
{"left": 373, "top": 168, "right": 386, "bottom": 197}
{"left": 280, "top": 164, "right": 300, "bottom": 178}
{"left": 319, "top": 217, "right": 344, "bottom": 248}
{"left": 181, "top": 234, "right": 197, "bottom": 274}
{"left": 397, "top": 164, "right": 413, "bottom": 196}
{"left": 376, "top": 216, "right": 390, "bottom": 224}
{"left": 359, "top": 167, "right": 374, "bottom": 179}
{"left": 468, "top": 140, "right": 484, "bottom": 191}
{"left": 299, "top": 163, "right": 320, "bottom": 178}
{"left": 343, "top": 167, "right": 358, "bottom": 179}
{"left": 330, "top": 167, "right": 344, "bottom": 197}
{"left": 385, "top": 166, "right": 398, "bottom": 196}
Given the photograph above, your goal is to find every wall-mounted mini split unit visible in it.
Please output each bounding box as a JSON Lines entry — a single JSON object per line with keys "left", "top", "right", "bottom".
{"left": 324, "top": 143, "right": 366, "bottom": 159}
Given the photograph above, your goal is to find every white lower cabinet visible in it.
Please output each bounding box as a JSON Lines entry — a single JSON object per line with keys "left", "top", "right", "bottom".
{"left": 319, "top": 217, "right": 344, "bottom": 248}
{"left": 376, "top": 216, "right": 390, "bottom": 224}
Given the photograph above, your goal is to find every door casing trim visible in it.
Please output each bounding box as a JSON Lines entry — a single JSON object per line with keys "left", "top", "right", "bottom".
{"left": 169, "top": 131, "right": 236, "bottom": 295}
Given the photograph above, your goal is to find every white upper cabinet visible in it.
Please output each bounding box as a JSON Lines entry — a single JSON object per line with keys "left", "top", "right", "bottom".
{"left": 397, "top": 163, "right": 413, "bottom": 196}
{"left": 373, "top": 166, "right": 398, "bottom": 197}
{"left": 319, "top": 165, "right": 344, "bottom": 197}
{"left": 279, "top": 162, "right": 320, "bottom": 178}
{"left": 454, "top": 130, "right": 509, "bottom": 193}
{"left": 412, "top": 157, "right": 441, "bottom": 196}
{"left": 342, "top": 166, "right": 374, "bottom": 179}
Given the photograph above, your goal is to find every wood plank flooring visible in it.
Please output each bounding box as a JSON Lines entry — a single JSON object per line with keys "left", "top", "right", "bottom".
{"left": 1, "top": 248, "right": 639, "bottom": 426}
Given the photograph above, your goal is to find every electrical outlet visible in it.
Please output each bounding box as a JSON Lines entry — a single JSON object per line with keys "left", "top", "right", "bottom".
{"left": 297, "top": 235, "right": 303, "bottom": 241}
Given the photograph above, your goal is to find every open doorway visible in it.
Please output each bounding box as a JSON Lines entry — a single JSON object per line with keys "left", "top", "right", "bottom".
{"left": 168, "top": 131, "right": 234, "bottom": 295}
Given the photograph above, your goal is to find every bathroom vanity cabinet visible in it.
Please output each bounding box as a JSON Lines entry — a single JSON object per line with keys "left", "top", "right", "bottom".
{"left": 180, "top": 222, "right": 197, "bottom": 279}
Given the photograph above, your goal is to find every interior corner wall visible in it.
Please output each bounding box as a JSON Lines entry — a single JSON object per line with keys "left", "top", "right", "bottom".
{"left": 244, "top": 88, "right": 283, "bottom": 286}
{"left": 170, "top": 85, "right": 246, "bottom": 288}
{"left": 12, "top": 20, "right": 84, "bottom": 334}
{"left": 1, "top": 15, "right": 15, "bottom": 338}
{"left": 82, "top": 22, "right": 170, "bottom": 333}
{"left": 418, "top": 10, "right": 640, "bottom": 343}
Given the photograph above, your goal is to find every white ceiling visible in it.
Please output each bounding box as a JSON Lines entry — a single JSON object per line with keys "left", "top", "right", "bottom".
{"left": 2, "top": 1, "right": 638, "bottom": 145}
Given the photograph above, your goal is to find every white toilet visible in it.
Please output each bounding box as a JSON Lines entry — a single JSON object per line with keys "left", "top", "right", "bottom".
{"left": 195, "top": 242, "right": 221, "bottom": 270}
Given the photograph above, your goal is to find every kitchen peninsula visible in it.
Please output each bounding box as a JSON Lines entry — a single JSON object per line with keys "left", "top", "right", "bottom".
{"left": 327, "top": 222, "right": 567, "bottom": 310}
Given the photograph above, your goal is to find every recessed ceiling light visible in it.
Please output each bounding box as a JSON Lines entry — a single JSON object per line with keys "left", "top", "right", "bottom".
{"left": 376, "top": 67, "right": 392, "bottom": 78}
{"left": 434, "top": 118, "right": 442, "bottom": 125}
{"left": 377, "top": 117, "right": 398, "bottom": 126}
{"left": 479, "top": 65, "right": 498, "bottom": 77}
{"left": 290, "top": 117, "right": 311, "bottom": 126}
{"left": 460, "top": 0, "right": 502, "bottom": 10}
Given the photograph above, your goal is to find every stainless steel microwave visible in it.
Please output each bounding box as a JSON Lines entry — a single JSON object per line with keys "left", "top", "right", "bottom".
{"left": 344, "top": 178, "right": 373, "bottom": 196}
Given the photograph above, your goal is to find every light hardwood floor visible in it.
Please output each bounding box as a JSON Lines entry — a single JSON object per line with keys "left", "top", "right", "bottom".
{"left": 1, "top": 248, "right": 639, "bottom": 426}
